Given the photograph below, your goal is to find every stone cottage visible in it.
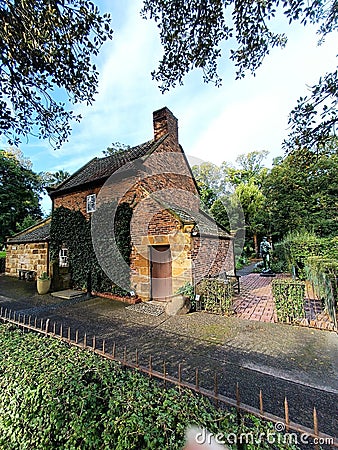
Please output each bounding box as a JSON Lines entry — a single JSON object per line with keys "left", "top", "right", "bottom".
{"left": 5, "top": 218, "right": 50, "bottom": 279}
{"left": 6, "top": 108, "right": 236, "bottom": 301}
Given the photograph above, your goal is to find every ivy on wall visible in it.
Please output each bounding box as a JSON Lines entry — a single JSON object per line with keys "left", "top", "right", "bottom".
{"left": 50, "top": 203, "right": 132, "bottom": 295}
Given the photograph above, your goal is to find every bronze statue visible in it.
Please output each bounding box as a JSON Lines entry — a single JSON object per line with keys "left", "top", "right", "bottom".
{"left": 259, "top": 236, "right": 271, "bottom": 271}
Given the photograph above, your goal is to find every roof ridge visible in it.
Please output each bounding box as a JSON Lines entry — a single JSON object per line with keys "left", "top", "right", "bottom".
{"left": 47, "top": 157, "right": 98, "bottom": 193}
{"left": 8, "top": 217, "right": 51, "bottom": 238}
{"left": 97, "top": 139, "right": 154, "bottom": 163}
{"left": 7, "top": 218, "right": 51, "bottom": 243}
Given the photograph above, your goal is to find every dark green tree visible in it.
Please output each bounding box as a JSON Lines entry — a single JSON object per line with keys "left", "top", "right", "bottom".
{"left": 0, "top": 149, "right": 43, "bottom": 244}
{"left": 0, "top": 0, "right": 113, "bottom": 149}
{"left": 234, "top": 179, "right": 266, "bottom": 255}
{"left": 142, "top": 0, "right": 338, "bottom": 150}
{"left": 262, "top": 145, "right": 338, "bottom": 238}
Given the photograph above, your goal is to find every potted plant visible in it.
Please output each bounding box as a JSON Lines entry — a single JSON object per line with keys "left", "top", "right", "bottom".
{"left": 37, "top": 272, "right": 51, "bottom": 295}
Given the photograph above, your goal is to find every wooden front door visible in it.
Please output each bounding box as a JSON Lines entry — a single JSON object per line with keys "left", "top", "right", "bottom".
{"left": 150, "top": 245, "right": 172, "bottom": 301}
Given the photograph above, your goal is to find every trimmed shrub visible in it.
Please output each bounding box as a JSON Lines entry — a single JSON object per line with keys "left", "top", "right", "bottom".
{"left": 272, "top": 279, "right": 305, "bottom": 323}
{"left": 305, "top": 257, "right": 338, "bottom": 328}
{"left": 196, "top": 278, "right": 233, "bottom": 315}
{"left": 0, "top": 252, "right": 5, "bottom": 273}
{"left": 275, "top": 231, "right": 338, "bottom": 279}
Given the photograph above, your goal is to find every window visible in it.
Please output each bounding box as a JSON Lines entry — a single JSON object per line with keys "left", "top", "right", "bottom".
{"left": 59, "top": 248, "right": 68, "bottom": 267}
{"left": 86, "top": 194, "right": 96, "bottom": 213}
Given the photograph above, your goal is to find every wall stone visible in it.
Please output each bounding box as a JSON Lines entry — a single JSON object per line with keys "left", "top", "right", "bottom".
{"left": 5, "top": 242, "right": 49, "bottom": 278}
{"left": 130, "top": 201, "right": 193, "bottom": 301}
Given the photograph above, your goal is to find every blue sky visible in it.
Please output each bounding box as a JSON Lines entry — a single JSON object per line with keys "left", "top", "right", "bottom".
{"left": 3, "top": 0, "right": 338, "bottom": 212}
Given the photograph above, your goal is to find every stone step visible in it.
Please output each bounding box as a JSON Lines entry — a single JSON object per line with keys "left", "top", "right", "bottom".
{"left": 51, "top": 289, "right": 85, "bottom": 300}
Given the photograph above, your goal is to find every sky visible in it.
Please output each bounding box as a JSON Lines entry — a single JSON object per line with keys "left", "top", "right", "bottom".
{"left": 3, "top": 0, "right": 338, "bottom": 212}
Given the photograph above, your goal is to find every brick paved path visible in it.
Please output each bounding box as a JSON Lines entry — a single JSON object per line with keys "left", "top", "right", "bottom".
{"left": 233, "top": 273, "right": 278, "bottom": 322}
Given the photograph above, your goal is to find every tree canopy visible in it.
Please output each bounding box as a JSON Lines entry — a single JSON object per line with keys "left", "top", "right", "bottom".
{"left": 103, "top": 142, "right": 131, "bottom": 157}
{"left": 192, "top": 145, "right": 337, "bottom": 257}
{"left": 142, "top": 0, "right": 338, "bottom": 150}
{"left": 262, "top": 144, "right": 338, "bottom": 238}
{"left": 0, "top": 0, "right": 113, "bottom": 149}
{"left": 0, "top": 149, "right": 43, "bottom": 244}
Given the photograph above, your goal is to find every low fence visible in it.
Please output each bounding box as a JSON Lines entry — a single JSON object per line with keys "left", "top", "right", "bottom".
{"left": 0, "top": 306, "right": 337, "bottom": 449}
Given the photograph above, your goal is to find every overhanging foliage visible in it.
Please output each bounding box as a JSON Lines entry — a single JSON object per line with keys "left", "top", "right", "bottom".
{"left": 142, "top": 0, "right": 338, "bottom": 150}
{"left": 0, "top": 0, "right": 113, "bottom": 148}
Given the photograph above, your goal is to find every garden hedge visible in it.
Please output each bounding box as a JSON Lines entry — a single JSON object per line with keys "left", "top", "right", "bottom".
{"left": 0, "top": 323, "right": 300, "bottom": 450}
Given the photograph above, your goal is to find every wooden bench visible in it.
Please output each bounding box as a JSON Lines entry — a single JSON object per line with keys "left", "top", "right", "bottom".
{"left": 18, "top": 269, "right": 36, "bottom": 281}
{"left": 219, "top": 271, "right": 241, "bottom": 294}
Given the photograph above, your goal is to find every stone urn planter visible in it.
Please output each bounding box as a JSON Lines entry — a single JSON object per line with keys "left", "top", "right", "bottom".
{"left": 37, "top": 272, "right": 51, "bottom": 295}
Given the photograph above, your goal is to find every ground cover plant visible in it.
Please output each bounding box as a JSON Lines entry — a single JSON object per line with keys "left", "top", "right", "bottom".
{"left": 0, "top": 323, "right": 300, "bottom": 450}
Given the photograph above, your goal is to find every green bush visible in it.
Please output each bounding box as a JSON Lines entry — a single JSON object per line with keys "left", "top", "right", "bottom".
{"left": 275, "top": 231, "right": 338, "bottom": 279}
{"left": 196, "top": 278, "right": 233, "bottom": 315}
{"left": 305, "top": 257, "right": 338, "bottom": 328}
{"left": 176, "top": 282, "right": 195, "bottom": 310}
{"left": 0, "top": 324, "right": 299, "bottom": 450}
{"left": 0, "top": 251, "right": 6, "bottom": 258}
{"left": 272, "top": 279, "right": 305, "bottom": 323}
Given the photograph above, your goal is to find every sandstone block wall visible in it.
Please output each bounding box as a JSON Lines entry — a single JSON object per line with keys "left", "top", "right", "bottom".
{"left": 5, "top": 242, "right": 49, "bottom": 278}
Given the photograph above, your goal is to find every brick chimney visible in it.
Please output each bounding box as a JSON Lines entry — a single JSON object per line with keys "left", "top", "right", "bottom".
{"left": 153, "top": 107, "right": 178, "bottom": 142}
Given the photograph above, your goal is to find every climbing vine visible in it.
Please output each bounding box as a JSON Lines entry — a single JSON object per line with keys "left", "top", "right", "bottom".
{"left": 50, "top": 203, "right": 132, "bottom": 295}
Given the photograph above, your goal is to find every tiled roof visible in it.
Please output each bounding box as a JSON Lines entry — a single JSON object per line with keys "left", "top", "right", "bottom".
{"left": 7, "top": 219, "right": 51, "bottom": 244}
{"left": 190, "top": 209, "right": 232, "bottom": 239}
{"left": 49, "top": 137, "right": 167, "bottom": 195}
{"left": 159, "top": 203, "right": 232, "bottom": 239}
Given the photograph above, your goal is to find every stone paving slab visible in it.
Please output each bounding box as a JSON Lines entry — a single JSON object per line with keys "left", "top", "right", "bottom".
{"left": 51, "top": 289, "right": 86, "bottom": 299}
